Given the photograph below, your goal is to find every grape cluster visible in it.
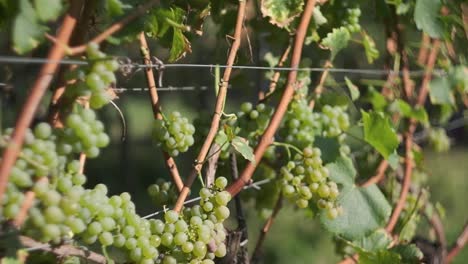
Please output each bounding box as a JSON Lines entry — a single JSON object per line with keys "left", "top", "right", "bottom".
{"left": 319, "top": 105, "right": 350, "bottom": 138}
{"left": 343, "top": 8, "right": 361, "bottom": 33}
{"left": 1, "top": 123, "right": 60, "bottom": 185}
{"left": 152, "top": 112, "right": 196, "bottom": 157}
{"left": 56, "top": 107, "right": 110, "bottom": 158}
{"left": 280, "top": 97, "right": 321, "bottom": 148}
{"left": 147, "top": 179, "right": 178, "bottom": 207}
{"left": 279, "top": 147, "right": 341, "bottom": 219}
{"left": 64, "top": 43, "right": 119, "bottom": 109}
{"left": 153, "top": 178, "right": 231, "bottom": 263}
{"left": 236, "top": 102, "right": 274, "bottom": 141}
{"left": 428, "top": 127, "right": 450, "bottom": 152}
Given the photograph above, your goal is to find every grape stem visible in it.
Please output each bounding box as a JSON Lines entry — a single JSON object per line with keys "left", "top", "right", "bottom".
{"left": 139, "top": 32, "right": 184, "bottom": 192}
{"left": 20, "top": 236, "right": 107, "bottom": 264}
{"left": 251, "top": 194, "right": 283, "bottom": 263}
{"left": 309, "top": 60, "right": 332, "bottom": 109}
{"left": 271, "top": 142, "right": 302, "bottom": 158}
{"left": 173, "top": 0, "right": 247, "bottom": 212}
{"left": 258, "top": 42, "right": 292, "bottom": 102}
{"left": 227, "top": 0, "right": 318, "bottom": 197}
{"left": 0, "top": 0, "right": 84, "bottom": 203}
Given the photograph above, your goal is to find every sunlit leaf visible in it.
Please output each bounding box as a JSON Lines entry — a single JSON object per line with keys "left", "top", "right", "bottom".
{"left": 260, "top": 0, "right": 304, "bottom": 28}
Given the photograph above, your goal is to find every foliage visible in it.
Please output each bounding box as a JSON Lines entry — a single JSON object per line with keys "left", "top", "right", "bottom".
{"left": 0, "top": 0, "right": 467, "bottom": 263}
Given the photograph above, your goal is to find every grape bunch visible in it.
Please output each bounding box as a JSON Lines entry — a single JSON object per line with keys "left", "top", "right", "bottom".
{"left": 56, "top": 107, "right": 110, "bottom": 158}
{"left": 319, "top": 105, "right": 350, "bottom": 138}
{"left": 153, "top": 177, "right": 231, "bottom": 263}
{"left": 152, "top": 112, "right": 196, "bottom": 157}
{"left": 64, "top": 42, "right": 119, "bottom": 109}
{"left": 343, "top": 8, "right": 361, "bottom": 33}
{"left": 279, "top": 147, "right": 341, "bottom": 219}
{"left": 428, "top": 127, "right": 450, "bottom": 152}
{"left": 2, "top": 123, "right": 60, "bottom": 184}
{"left": 280, "top": 97, "right": 321, "bottom": 148}
{"left": 235, "top": 102, "right": 274, "bottom": 142}
{"left": 147, "top": 179, "right": 178, "bottom": 207}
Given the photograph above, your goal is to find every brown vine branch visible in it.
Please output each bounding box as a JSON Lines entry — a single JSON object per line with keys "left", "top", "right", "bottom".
{"left": 416, "top": 39, "right": 440, "bottom": 107}
{"left": 227, "top": 0, "right": 317, "bottom": 196}
{"left": 386, "top": 132, "right": 413, "bottom": 233}
{"left": 172, "top": 0, "right": 247, "bottom": 212}
{"left": 417, "top": 33, "right": 430, "bottom": 66}
{"left": 360, "top": 160, "right": 389, "bottom": 187}
{"left": 19, "top": 236, "right": 106, "bottom": 264}
{"left": 386, "top": 38, "right": 440, "bottom": 234}
{"left": 0, "top": 0, "right": 84, "bottom": 203}
{"left": 139, "top": 32, "right": 183, "bottom": 192}
{"left": 251, "top": 194, "right": 283, "bottom": 263}
{"left": 446, "top": 222, "right": 468, "bottom": 264}
{"left": 69, "top": 0, "right": 161, "bottom": 54}
{"left": 49, "top": 0, "right": 96, "bottom": 127}
{"left": 309, "top": 60, "right": 332, "bottom": 109}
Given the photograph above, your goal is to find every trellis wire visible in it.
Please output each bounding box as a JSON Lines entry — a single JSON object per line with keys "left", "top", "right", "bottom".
{"left": 141, "top": 178, "right": 272, "bottom": 219}
{"left": 0, "top": 55, "right": 446, "bottom": 76}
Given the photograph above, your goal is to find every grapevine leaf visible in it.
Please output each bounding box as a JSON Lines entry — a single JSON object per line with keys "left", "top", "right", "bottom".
{"left": 231, "top": 136, "right": 255, "bottom": 164}
{"left": 260, "top": 0, "right": 304, "bottom": 28}
{"left": 321, "top": 27, "right": 350, "bottom": 60}
{"left": 364, "top": 86, "right": 387, "bottom": 111}
{"left": 313, "top": 7, "right": 327, "bottom": 25}
{"left": 314, "top": 137, "right": 340, "bottom": 163}
{"left": 34, "top": 0, "right": 62, "bottom": 22}
{"left": 344, "top": 77, "right": 360, "bottom": 101}
{"left": 361, "top": 110, "right": 399, "bottom": 159}
{"left": 169, "top": 29, "right": 191, "bottom": 62}
{"left": 13, "top": 0, "right": 46, "bottom": 54}
{"left": 429, "top": 77, "right": 455, "bottom": 105}
{"left": 107, "top": 0, "right": 130, "bottom": 16}
{"left": 392, "top": 99, "right": 429, "bottom": 124}
{"left": 390, "top": 244, "right": 424, "bottom": 263}
{"left": 414, "top": 0, "right": 444, "bottom": 38}
{"left": 320, "top": 157, "right": 392, "bottom": 240}
{"left": 351, "top": 229, "right": 392, "bottom": 252}
{"left": 359, "top": 250, "right": 402, "bottom": 264}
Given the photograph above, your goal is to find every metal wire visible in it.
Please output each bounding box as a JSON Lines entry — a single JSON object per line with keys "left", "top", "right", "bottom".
{"left": 141, "top": 178, "right": 272, "bottom": 219}
{"left": 0, "top": 55, "right": 445, "bottom": 76}
{"left": 112, "top": 85, "right": 210, "bottom": 93}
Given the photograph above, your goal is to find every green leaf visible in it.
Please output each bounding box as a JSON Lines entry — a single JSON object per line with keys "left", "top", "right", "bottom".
{"left": 429, "top": 77, "right": 455, "bottom": 105}
{"left": 390, "top": 244, "right": 424, "bottom": 263}
{"left": 314, "top": 137, "right": 340, "bottom": 163}
{"left": 320, "top": 157, "right": 392, "bottom": 240}
{"left": 414, "top": 0, "right": 444, "bottom": 38}
{"left": 351, "top": 229, "right": 392, "bottom": 252}
{"left": 364, "top": 86, "right": 388, "bottom": 111}
{"left": 107, "top": 0, "right": 127, "bottom": 16}
{"left": 388, "top": 152, "right": 400, "bottom": 170}
{"left": 260, "top": 0, "right": 304, "bottom": 28}
{"left": 321, "top": 27, "right": 350, "bottom": 60}
{"left": 361, "top": 110, "right": 399, "bottom": 159}
{"left": 34, "top": 0, "right": 62, "bottom": 22}
{"left": 313, "top": 7, "right": 327, "bottom": 25}
{"left": 344, "top": 77, "right": 360, "bottom": 101}
{"left": 13, "top": 0, "right": 46, "bottom": 54}
{"left": 231, "top": 136, "right": 255, "bottom": 163}
{"left": 392, "top": 99, "right": 429, "bottom": 124}
{"left": 359, "top": 250, "right": 402, "bottom": 264}
{"left": 169, "top": 29, "right": 191, "bottom": 62}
